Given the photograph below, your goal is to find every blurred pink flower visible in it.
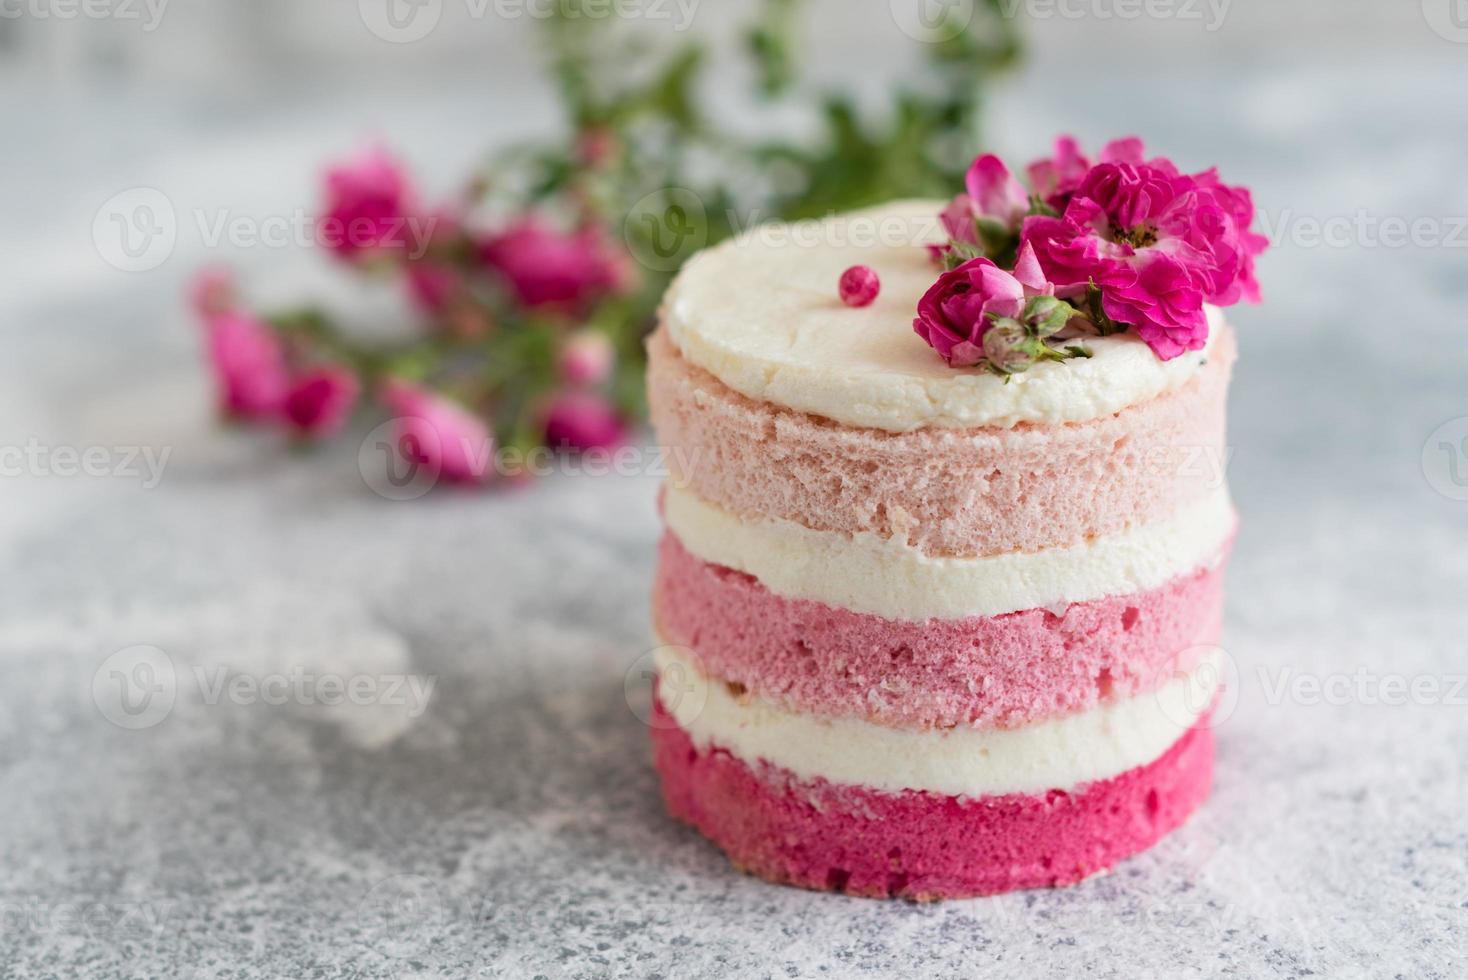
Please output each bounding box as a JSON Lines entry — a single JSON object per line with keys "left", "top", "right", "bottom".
{"left": 403, "top": 207, "right": 477, "bottom": 316}
{"left": 202, "top": 310, "right": 290, "bottom": 420}
{"left": 283, "top": 365, "right": 360, "bottom": 439}
{"left": 544, "top": 392, "right": 627, "bottom": 451}
{"left": 189, "top": 266, "right": 236, "bottom": 319}
{"left": 577, "top": 126, "right": 619, "bottom": 169}
{"left": 382, "top": 380, "right": 494, "bottom": 485}
{"left": 557, "top": 330, "right": 616, "bottom": 387}
{"left": 480, "top": 218, "right": 628, "bottom": 309}
{"left": 320, "top": 147, "right": 418, "bottom": 261}
{"left": 405, "top": 262, "right": 464, "bottom": 315}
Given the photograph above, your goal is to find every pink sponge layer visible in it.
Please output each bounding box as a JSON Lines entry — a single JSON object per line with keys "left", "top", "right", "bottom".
{"left": 646, "top": 327, "right": 1234, "bottom": 558}
{"left": 653, "top": 700, "right": 1214, "bottom": 900}
{"left": 654, "top": 533, "right": 1228, "bottom": 729}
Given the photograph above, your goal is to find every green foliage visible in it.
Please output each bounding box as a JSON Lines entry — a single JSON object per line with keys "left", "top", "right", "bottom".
{"left": 261, "top": 0, "right": 1023, "bottom": 453}
{"left": 509, "top": 0, "right": 1023, "bottom": 396}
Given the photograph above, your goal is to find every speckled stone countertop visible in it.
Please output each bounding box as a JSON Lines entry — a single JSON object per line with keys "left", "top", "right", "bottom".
{"left": 3, "top": 48, "right": 1467, "bottom": 979}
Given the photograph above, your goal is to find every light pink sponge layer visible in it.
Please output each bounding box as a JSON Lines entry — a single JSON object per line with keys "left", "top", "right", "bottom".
{"left": 653, "top": 698, "right": 1214, "bottom": 899}
{"left": 654, "top": 533, "right": 1228, "bottom": 730}
{"left": 646, "top": 327, "right": 1234, "bottom": 558}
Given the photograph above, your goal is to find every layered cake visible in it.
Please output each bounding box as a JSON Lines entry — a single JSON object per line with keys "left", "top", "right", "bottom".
{"left": 645, "top": 140, "right": 1263, "bottom": 898}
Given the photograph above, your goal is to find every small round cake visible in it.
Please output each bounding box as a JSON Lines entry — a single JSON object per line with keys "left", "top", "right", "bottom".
{"left": 646, "top": 200, "right": 1234, "bottom": 899}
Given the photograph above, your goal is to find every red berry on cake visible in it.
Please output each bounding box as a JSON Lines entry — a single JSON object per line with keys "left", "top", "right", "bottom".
{"left": 838, "top": 265, "right": 880, "bottom": 307}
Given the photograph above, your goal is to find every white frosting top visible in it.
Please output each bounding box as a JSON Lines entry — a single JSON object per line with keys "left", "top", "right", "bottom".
{"left": 655, "top": 643, "right": 1219, "bottom": 796}
{"left": 661, "top": 199, "right": 1221, "bottom": 432}
{"left": 663, "top": 482, "right": 1235, "bottom": 621}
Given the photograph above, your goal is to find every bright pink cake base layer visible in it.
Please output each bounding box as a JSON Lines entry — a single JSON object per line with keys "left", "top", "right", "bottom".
{"left": 653, "top": 701, "right": 1215, "bottom": 900}
{"left": 654, "top": 533, "right": 1229, "bottom": 729}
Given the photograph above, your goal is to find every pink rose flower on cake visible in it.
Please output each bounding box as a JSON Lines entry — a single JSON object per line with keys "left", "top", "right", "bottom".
{"left": 1025, "top": 134, "right": 1164, "bottom": 211}
{"left": 914, "top": 256, "right": 1027, "bottom": 368}
{"left": 919, "top": 135, "right": 1268, "bottom": 371}
{"left": 1025, "top": 135, "right": 1092, "bottom": 211}
{"left": 938, "top": 154, "right": 1030, "bottom": 255}
{"left": 913, "top": 244, "right": 1088, "bottom": 375}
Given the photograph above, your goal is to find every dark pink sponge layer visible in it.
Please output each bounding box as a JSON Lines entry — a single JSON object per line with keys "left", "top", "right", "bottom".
{"left": 655, "top": 533, "right": 1229, "bottom": 729}
{"left": 652, "top": 701, "right": 1214, "bottom": 900}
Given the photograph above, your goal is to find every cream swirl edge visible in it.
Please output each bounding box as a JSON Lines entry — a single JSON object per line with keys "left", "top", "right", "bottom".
{"left": 662, "top": 482, "right": 1236, "bottom": 621}
{"left": 655, "top": 643, "right": 1219, "bottom": 797}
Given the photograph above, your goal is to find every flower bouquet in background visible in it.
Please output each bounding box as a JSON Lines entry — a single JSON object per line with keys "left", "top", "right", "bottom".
{"left": 191, "top": 0, "right": 1021, "bottom": 485}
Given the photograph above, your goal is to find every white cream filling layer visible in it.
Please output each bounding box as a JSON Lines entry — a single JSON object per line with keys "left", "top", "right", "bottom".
{"left": 663, "top": 483, "right": 1235, "bottom": 621}
{"left": 656, "top": 644, "right": 1218, "bottom": 796}
{"left": 661, "top": 199, "right": 1221, "bottom": 433}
